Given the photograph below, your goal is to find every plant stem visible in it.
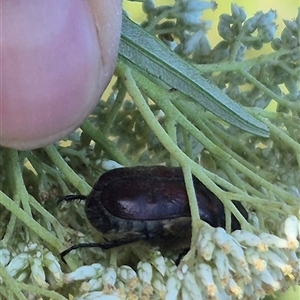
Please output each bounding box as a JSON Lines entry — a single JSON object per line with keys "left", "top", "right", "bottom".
{"left": 15, "top": 282, "right": 68, "bottom": 300}
{"left": 80, "top": 120, "right": 131, "bottom": 166}
{"left": 182, "top": 166, "right": 202, "bottom": 240}
{"left": 102, "top": 82, "right": 127, "bottom": 135}
{"left": 0, "top": 265, "right": 27, "bottom": 300}
{"left": 7, "top": 149, "right": 32, "bottom": 216}
{"left": 0, "top": 190, "right": 61, "bottom": 251}
{"left": 44, "top": 145, "right": 91, "bottom": 195}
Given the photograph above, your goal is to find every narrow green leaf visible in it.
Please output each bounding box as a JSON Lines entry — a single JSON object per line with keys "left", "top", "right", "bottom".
{"left": 119, "top": 16, "right": 269, "bottom": 138}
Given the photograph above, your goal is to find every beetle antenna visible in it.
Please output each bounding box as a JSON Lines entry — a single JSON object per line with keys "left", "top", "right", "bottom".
{"left": 57, "top": 194, "right": 87, "bottom": 205}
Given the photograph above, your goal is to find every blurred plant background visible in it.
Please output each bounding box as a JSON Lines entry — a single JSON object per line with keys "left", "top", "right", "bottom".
{"left": 0, "top": 0, "right": 299, "bottom": 299}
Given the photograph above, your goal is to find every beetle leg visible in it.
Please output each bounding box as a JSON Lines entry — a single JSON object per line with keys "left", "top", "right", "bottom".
{"left": 57, "top": 194, "right": 87, "bottom": 205}
{"left": 60, "top": 237, "right": 143, "bottom": 263}
{"left": 175, "top": 248, "right": 189, "bottom": 266}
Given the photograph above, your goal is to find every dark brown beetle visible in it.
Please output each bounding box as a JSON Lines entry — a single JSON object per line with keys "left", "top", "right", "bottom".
{"left": 58, "top": 166, "right": 248, "bottom": 261}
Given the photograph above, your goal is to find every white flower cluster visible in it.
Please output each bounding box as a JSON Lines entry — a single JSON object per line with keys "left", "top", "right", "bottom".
{"left": 177, "top": 215, "right": 299, "bottom": 299}
{"left": 60, "top": 252, "right": 177, "bottom": 299}
{"left": 0, "top": 242, "right": 63, "bottom": 290}
{"left": 64, "top": 215, "right": 298, "bottom": 300}
{"left": 2, "top": 216, "right": 297, "bottom": 299}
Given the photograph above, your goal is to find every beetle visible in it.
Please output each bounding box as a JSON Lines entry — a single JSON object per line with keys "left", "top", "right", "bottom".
{"left": 58, "top": 166, "right": 248, "bottom": 262}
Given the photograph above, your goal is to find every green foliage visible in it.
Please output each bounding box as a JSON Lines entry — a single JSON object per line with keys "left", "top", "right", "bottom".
{"left": 0, "top": 1, "right": 299, "bottom": 299}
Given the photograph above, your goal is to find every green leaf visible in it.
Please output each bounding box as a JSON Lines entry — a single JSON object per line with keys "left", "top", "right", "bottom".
{"left": 119, "top": 16, "right": 270, "bottom": 138}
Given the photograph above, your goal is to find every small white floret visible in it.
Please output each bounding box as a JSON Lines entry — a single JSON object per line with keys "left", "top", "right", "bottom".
{"left": 196, "top": 263, "right": 217, "bottom": 297}
{"left": 5, "top": 253, "right": 30, "bottom": 277}
{"left": 137, "top": 261, "right": 152, "bottom": 284}
{"left": 30, "top": 256, "right": 48, "bottom": 288}
{"left": 283, "top": 215, "right": 300, "bottom": 250}
{"left": 102, "top": 267, "right": 117, "bottom": 287}
{"left": 43, "top": 251, "right": 63, "bottom": 284}
{"left": 0, "top": 249, "right": 11, "bottom": 267}
{"left": 64, "top": 263, "right": 104, "bottom": 283}
{"left": 259, "top": 233, "right": 289, "bottom": 248}
{"left": 165, "top": 276, "right": 181, "bottom": 300}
